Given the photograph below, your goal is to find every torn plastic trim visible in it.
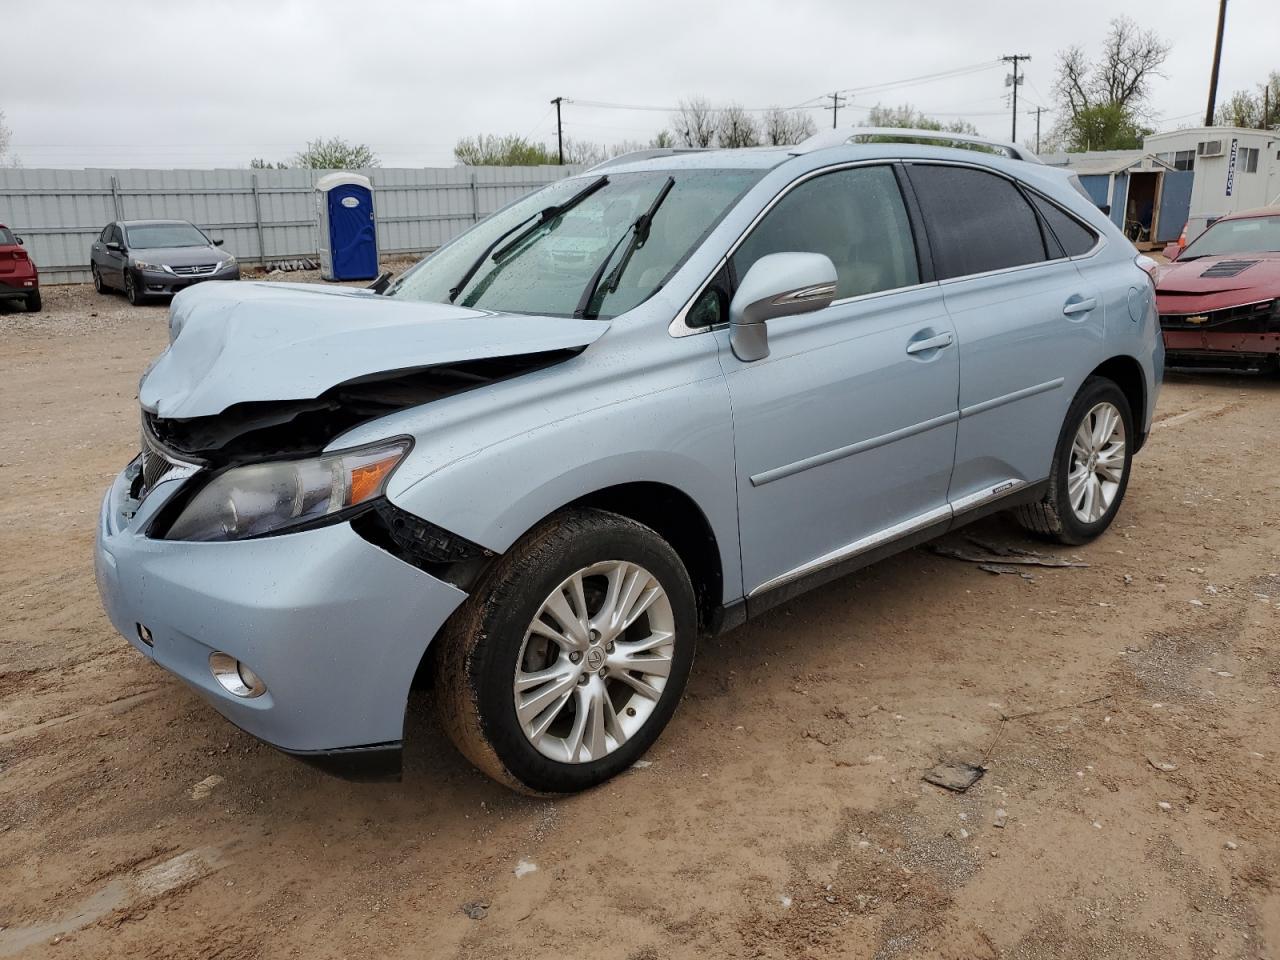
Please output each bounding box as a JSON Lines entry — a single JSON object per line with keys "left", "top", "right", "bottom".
{"left": 145, "top": 350, "right": 581, "bottom": 466}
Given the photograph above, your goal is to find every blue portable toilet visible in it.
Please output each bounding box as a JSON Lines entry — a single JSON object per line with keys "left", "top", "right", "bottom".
{"left": 316, "top": 172, "right": 378, "bottom": 281}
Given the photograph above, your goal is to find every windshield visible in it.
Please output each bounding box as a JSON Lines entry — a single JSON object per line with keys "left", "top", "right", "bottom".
{"left": 1182, "top": 215, "right": 1280, "bottom": 259}
{"left": 125, "top": 223, "right": 210, "bottom": 249}
{"left": 387, "top": 169, "right": 762, "bottom": 318}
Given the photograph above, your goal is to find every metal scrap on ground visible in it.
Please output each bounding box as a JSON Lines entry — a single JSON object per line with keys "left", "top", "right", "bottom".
{"left": 922, "top": 760, "right": 986, "bottom": 793}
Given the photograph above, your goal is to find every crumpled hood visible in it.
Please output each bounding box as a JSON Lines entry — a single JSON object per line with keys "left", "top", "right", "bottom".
{"left": 1156, "top": 253, "right": 1280, "bottom": 314}
{"left": 140, "top": 281, "right": 609, "bottom": 419}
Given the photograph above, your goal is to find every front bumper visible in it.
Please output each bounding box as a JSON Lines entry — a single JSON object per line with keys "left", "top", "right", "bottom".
{"left": 136, "top": 266, "right": 240, "bottom": 296}
{"left": 94, "top": 461, "right": 467, "bottom": 775}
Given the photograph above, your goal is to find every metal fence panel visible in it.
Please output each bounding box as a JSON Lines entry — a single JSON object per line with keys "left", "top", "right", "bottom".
{"left": 0, "top": 164, "right": 581, "bottom": 284}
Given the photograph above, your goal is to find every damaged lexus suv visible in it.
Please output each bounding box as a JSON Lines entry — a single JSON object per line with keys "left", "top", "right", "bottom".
{"left": 96, "top": 129, "right": 1162, "bottom": 793}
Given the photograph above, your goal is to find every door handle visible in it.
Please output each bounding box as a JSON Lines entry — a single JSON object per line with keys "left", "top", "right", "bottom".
{"left": 905, "top": 331, "right": 954, "bottom": 355}
{"left": 1062, "top": 296, "right": 1097, "bottom": 316}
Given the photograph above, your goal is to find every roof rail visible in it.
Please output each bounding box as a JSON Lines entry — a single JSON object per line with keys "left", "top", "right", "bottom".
{"left": 586, "top": 147, "right": 710, "bottom": 172}
{"left": 791, "top": 127, "right": 1041, "bottom": 164}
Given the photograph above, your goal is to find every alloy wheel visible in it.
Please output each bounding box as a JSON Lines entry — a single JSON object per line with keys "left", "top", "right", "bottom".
{"left": 513, "top": 560, "right": 675, "bottom": 764}
{"left": 1067, "top": 401, "right": 1126, "bottom": 524}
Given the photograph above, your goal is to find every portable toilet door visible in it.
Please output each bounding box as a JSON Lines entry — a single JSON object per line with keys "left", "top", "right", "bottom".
{"left": 316, "top": 172, "right": 378, "bottom": 281}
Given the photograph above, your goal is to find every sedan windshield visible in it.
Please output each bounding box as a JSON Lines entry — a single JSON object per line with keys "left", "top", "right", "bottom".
{"left": 387, "top": 169, "right": 762, "bottom": 318}
{"left": 1181, "top": 215, "right": 1280, "bottom": 259}
{"left": 126, "top": 223, "right": 210, "bottom": 249}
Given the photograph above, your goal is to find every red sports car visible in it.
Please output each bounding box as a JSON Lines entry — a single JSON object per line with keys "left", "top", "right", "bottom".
{"left": 1156, "top": 207, "right": 1280, "bottom": 371}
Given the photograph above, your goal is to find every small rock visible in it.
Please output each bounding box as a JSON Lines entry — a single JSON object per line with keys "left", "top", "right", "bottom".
{"left": 462, "top": 901, "right": 489, "bottom": 920}
{"left": 1147, "top": 758, "right": 1178, "bottom": 772}
{"left": 1092, "top": 821, "right": 1103, "bottom": 829}
{"left": 631, "top": 760, "right": 652, "bottom": 769}
{"left": 191, "top": 775, "right": 225, "bottom": 801}
{"left": 993, "top": 808, "right": 1008, "bottom": 828}
{"left": 1225, "top": 841, "right": 1238, "bottom": 851}
{"left": 1157, "top": 801, "right": 1172, "bottom": 811}
{"left": 1189, "top": 599, "right": 1205, "bottom": 607}
{"left": 514, "top": 859, "right": 538, "bottom": 879}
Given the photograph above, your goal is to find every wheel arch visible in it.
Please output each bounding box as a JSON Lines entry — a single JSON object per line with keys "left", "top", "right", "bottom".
{"left": 1088, "top": 355, "right": 1147, "bottom": 450}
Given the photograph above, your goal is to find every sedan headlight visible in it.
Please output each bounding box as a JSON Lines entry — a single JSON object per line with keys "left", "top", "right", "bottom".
{"left": 219, "top": 257, "right": 238, "bottom": 272}
{"left": 164, "top": 439, "right": 411, "bottom": 542}
{"left": 133, "top": 260, "right": 170, "bottom": 273}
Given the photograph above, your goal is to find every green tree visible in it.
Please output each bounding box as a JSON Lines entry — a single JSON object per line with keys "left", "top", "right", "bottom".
{"left": 1051, "top": 17, "right": 1169, "bottom": 150}
{"left": 1213, "top": 71, "right": 1280, "bottom": 128}
{"left": 454, "top": 134, "right": 559, "bottom": 166}
{"left": 292, "top": 136, "right": 379, "bottom": 169}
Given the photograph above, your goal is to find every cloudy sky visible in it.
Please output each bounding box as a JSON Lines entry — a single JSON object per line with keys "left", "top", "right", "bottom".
{"left": 6, "top": 0, "right": 1278, "bottom": 168}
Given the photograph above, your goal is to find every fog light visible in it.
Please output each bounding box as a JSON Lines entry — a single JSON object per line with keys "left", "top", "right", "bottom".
{"left": 209, "top": 652, "right": 267, "bottom": 698}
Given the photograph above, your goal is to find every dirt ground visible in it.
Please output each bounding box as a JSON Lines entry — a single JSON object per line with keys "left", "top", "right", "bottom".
{"left": 2, "top": 279, "right": 1278, "bottom": 960}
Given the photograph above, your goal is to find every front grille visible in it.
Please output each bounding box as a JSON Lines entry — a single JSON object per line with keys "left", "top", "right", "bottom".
{"left": 1160, "top": 298, "right": 1277, "bottom": 330}
{"left": 170, "top": 263, "right": 218, "bottom": 277}
{"left": 135, "top": 419, "right": 200, "bottom": 502}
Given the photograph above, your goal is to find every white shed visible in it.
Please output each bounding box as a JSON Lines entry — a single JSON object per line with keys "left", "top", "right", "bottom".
{"left": 1143, "top": 127, "right": 1280, "bottom": 241}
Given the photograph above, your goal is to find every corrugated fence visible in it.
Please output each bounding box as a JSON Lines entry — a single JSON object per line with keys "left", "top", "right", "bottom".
{"left": 0, "top": 165, "right": 582, "bottom": 284}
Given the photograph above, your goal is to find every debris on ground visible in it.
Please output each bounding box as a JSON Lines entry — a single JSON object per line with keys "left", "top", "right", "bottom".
{"left": 922, "top": 760, "right": 986, "bottom": 793}
{"left": 190, "top": 775, "right": 224, "bottom": 801}
{"left": 977, "top": 563, "right": 1036, "bottom": 580}
{"left": 928, "top": 543, "right": 1089, "bottom": 569}
{"left": 1147, "top": 758, "right": 1178, "bottom": 772}
{"left": 993, "top": 808, "right": 1008, "bottom": 828}
{"left": 461, "top": 901, "right": 489, "bottom": 920}
{"left": 514, "top": 859, "right": 538, "bottom": 878}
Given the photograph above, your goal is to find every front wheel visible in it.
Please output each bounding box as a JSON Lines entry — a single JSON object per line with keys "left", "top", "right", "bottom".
{"left": 124, "top": 271, "right": 145, "bottom": 306}
{"left": 435, "top": 508, "right": 697, "bottom": 794}
{"left": 1014, "top": 376, "right": 1134, "bottom": 545}
{"left": 92, "top": 265, "right": 105, "bottom": 294}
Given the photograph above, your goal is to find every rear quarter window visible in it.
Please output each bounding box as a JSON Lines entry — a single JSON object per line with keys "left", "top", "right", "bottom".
{"left": 906, "top": 164, "right": 1048, "bottom": 279}
{"left": 1028, "top": 192, "right": 1098, "bottom": 257}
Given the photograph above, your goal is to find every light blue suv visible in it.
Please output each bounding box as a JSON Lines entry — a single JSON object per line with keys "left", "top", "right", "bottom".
{"left": 95, "top": 129, "right": 1162, "bottom": 792}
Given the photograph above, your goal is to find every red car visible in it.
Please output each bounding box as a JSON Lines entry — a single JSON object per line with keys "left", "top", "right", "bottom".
{"left": 0, "top": 224, "right": 41, "bottom": 313}
{"left": 1156, "top": 208, "right": 1280, "bottom": 371}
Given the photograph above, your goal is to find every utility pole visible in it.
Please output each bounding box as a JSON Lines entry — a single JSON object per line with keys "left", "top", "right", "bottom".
{"left": 824, "top": 92, "right": 848, "bottom": 129}
{"left": 1001, "top": 55, "right": 1030, "bottom": 142}
{"left": 550, "top": 96, "right": 564, "bottom": 165}
{"left": 1033, "top": 106, "right": 1043, "bottom": 153}
{"left": 1205, "top": 0, "right": 1228, "bottom": 126}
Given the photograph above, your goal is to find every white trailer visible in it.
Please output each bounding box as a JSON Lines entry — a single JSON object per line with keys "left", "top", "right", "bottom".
{"left": 1144, "top": 126, "right": 1280, "bottom": 241}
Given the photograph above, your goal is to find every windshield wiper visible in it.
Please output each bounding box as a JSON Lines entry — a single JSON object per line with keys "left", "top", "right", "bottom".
{"left": 447, "top": 175, "right": 608, "bottom": 303}
{"left": 574, "top": 176, "right": 676, "bottom": 319}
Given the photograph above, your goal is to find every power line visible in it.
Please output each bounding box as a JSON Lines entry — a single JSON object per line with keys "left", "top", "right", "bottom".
{"left": 824, "top": 93, "right": 848, "bottom": 129}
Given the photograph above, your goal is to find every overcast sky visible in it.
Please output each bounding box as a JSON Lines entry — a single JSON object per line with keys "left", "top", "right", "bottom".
{"left": 6, "top": 0, "right": 1278, "bottom": 168}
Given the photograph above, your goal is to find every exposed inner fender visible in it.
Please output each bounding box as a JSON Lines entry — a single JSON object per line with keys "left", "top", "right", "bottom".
{"left": 146, "top": 350, "right": 582, "bottom": 465}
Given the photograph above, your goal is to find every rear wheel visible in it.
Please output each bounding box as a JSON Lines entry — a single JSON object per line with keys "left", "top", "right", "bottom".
{"left": 25, "top": 291, "right": 41, "bottom": 313}
{"left": 1014, "top": 377, "right": 1133, "bottom": 545}
{"left": 435, "top": 508, "right": 697, "bottom": 794}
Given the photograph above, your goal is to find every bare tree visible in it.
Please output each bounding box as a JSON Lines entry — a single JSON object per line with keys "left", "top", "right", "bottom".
{"left": 761, "top": 107, "right": 817, "bottom": 146}
{"left": 864, "top": 103, "right": 978, "bottom": 135}
{"left": 716, "top": 104, "right": 761, "bottom": 148}
{"left": 1052, "top": 17, "right": 1169, "bottom": 150}
{"left": 293, "top": 136, "right": 379, "bottom": 169}
{"left": 0, "top": 110, "right": 16, "bottom": 167}
{"left": 670, "top": 97, "right": 718, "bottom": 147}
{"left": 1213, "top": 70, "right": 1280, "bottom": 128}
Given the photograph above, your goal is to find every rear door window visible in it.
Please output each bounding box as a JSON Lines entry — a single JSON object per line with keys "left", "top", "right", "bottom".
{"left": 1028, "top": 193, "right": 1098, "bottom": 257}
{"left": 906, "top": 164, "right": 1048, "bottom": 279}
{"left": 732, "top": 165, "right": 920, "bottom": 301}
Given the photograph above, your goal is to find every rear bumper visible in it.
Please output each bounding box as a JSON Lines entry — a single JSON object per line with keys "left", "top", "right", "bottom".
{"left": 0, "top": 278, "right": 37, "bottom": 300}
{"left": 94, "top": 462, "right": 468, "bottom": 772}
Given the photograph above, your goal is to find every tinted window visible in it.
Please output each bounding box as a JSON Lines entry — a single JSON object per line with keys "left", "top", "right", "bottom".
{"left": 1029, "top": 193, "right": 1098, "bottom": 257}
{"left": 907, "top": 165, "right": 1047, "bottom": 279}
{"left": 99, "top": 225, "right": 112, "bottom": 243}
{"left": 732, "top": 166, "right": 919, "bottom": 301}
{"left": 0, "top": 227, "right": 15, "bottom": 245}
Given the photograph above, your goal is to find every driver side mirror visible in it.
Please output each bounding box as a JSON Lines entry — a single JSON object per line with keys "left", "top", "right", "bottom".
{"left": 729, "top": 252, "right": 837, "bottom": 362}
{"left": 105, "top": 241, "right": 121, "bottom": 252}
{"left": 213, "top": 238, "right": 224, "bottom": 246}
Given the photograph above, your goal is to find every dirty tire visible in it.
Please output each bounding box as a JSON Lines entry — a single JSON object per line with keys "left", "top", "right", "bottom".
{"left": 92, "top": 266, "right": 105, "bottom": 294}
{"left": 434, "top": 508, "right": 697, "bottom": 794}
{"left": 25, "top": 291, "right": 41, "bottom": 313}
{"left": 1014, "top": 376, "right": 1133, "bottom": 545}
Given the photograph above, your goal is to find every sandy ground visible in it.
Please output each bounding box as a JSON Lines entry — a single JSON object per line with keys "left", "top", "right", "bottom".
{"left": 1, "top": 280, "right": 1278, "bottom": 960}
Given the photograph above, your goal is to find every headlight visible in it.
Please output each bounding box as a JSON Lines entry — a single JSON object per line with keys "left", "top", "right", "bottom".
{"left": 164, "top": 439, "right": 411, "bottom": 542}
{"left": 133, "top": 260, "right": 169, "bottom": 273}
{"left": 219, "top": 257, "right": 237, "bottom": 271}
